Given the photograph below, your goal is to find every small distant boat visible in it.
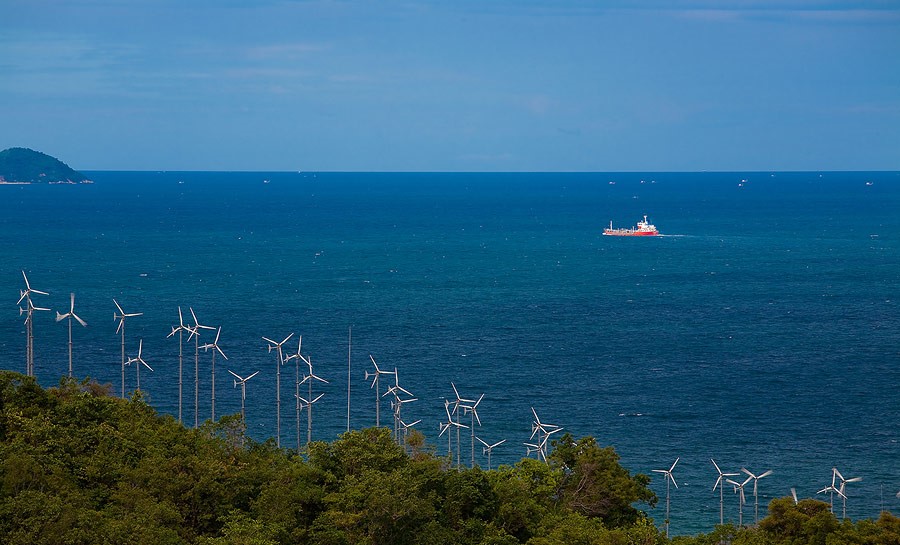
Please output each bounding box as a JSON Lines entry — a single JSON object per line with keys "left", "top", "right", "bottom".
{"left": 603, "top": 215, "right": 660, "bottom": 236}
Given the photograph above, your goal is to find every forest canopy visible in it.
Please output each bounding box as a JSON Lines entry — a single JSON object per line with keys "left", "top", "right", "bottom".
{"left": 0, "top": 371, "right": 897, "bottom": 545}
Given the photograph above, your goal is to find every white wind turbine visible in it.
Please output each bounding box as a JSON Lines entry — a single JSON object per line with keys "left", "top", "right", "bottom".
{"left": 285, "top": 338, "right": 307, "bottom": 452}
{"left": 114, "top": 299, "right": 142, "bottom": 399}
{"left": 398, "top": 418, "right": 421, "bottom": 451}
{"left": 125, "top": 338, "right": 153, "bottom": 393}
{"left": 18, "top": 271, "right": 49, "bottom": 377}
{"left": 711, "top": 459, "right": 740, "bottom": 525}
{"left": 726, "top": 475, "right": 753, "bottom": 527}
{"left": 56, "top": 293, "right": 87, "bottom": 378}
{"left": 383, "top": 367, "right": 414, "bottom": 443}
{"left": 817, "top": 469, "right": 847, "bottom": 514}
{"left": 476, "top": 437, "right": 506, "bottom": 470}
{"left": 741, "top": 467, "right": 774, "bottom": 524}
{"left": 200, "top": 326, "right": 227, "bottom": 421}
{"left": 167, "top": 307, "right": 193, "bottom": 424}
{"left": 187, "top": 308, "right": 215, "bottom": 428}
{"left": 295, "top": 392, "right": 324, "bottom": 449}
{"left": 262, "top": 332, "right": 293, "bottom": 448}
{"left": 460, "top": 393, "right": 484, "bottom": 468}
{"left": 449, "top": 383, "right": 476, "bottom": 469}
{"left": 364, "top": 355, "right": 395, "bottom": 427}
{"left": 653, "top": 458, "right": 679, "bottom": 538}
{"left": 529, "top": 407, "right": 562, "bottom": 463}
{"left": 299, "top": 354, "right": 328, "bottom": 447}
{"left": 228, "top": 369, "right": 260, "bottom": 446}
{"left": 834, "top": 467, "right": 862, "bottom": 520}
{"left": 439, "top": 399, "right": 468, "bottom": 468}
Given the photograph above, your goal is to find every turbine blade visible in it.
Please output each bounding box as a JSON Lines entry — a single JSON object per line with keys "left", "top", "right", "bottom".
{"left": 246, "top": 371, "right": 260, "bottom": 380}
{"left": 227, "top": 369, "right": 242, "bottom": 380}
{"left": 56, "top": 311, "right": 66, "bottom": 322}
{"left": 759, "top": 469, "right": 773, "bottom": 479}
{"left": 670, "top": 457, "right": 680, "bottom": 472}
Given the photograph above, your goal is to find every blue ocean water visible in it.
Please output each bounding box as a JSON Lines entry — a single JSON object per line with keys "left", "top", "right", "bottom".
{"left": 1, "top": 171, "right": 898, "bottom": 535}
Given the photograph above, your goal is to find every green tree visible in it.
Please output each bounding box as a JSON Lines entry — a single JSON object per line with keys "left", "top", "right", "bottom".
{"left": 548, "top": 434, "right": 657, "bottom": 527}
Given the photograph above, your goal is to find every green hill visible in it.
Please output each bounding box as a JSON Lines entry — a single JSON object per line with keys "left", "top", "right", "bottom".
{"left": 0, "top": 147, "right": 91, "bottom": 184}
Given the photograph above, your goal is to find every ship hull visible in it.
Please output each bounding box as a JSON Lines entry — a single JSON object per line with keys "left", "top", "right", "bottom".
{"left": 603, "top": 230, "right": 658, "bottom": 236}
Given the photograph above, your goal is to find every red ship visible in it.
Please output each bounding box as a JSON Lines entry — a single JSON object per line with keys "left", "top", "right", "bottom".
{"left": 603, "top": 215, "right": 659, "bottom": 236}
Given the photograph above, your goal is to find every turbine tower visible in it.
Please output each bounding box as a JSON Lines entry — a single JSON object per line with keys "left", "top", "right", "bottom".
{"left": 741, "top": 467, "right": 773, "bottom": 524}
{"left": 711, "top": 459, "right": 739, "bottom": 525}
{"left": 200, "top": 326, "right": 227, "bottom": 421}
{"left": 187, "top": 308, "right": 215, "bottom": 427}
{"left": 56, "top": 292, "right": 87, "bottom": 378}
{"left": 125, "top": 338, "right": 153, "bottom": 393}
{"left": 262, "top": 332, "right": 293, "bottom": 448}
{"left": 167, "top": 307, "right": 193, "bottom": 423}
{"left": 18, "top": 271, "right": 49, "bottom": 377}
{"left": 653, "top": 458, "right": 679, "bottom": 538}
{"left": 476, "top": 437, "right": 506, "bottom": 470}
{"left": 228, "top": 369, "right": 260, "bottom": 446}
{"left": 114, "top": 299, "right": 142, "bottom": 399}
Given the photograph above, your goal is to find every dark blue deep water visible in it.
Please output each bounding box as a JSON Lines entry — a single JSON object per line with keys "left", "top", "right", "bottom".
{"left": 1, "top": 171, "right": 898, "bottom": 535}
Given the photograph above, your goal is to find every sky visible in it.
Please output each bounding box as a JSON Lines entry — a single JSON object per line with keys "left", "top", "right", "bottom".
{"left": 1, "top": 0, "right": 898, "bottom": 172}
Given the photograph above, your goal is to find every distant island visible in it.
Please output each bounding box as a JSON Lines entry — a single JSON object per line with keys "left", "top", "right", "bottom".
{"left": 0, "top": 147, "right": 92, "bottom": 184}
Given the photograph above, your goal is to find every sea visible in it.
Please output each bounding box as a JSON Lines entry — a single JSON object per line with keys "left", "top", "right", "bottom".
{"left": 0, "top": 171, "right": 898, "bottom": 535}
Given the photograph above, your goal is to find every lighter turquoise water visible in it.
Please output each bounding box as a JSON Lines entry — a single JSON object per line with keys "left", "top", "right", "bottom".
{"left": 1, "top": 171, "right": 898, "bottom": 535}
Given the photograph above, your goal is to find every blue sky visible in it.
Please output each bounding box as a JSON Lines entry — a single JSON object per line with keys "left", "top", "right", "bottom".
{"left": 1, "top": 1, "right": 898, "bottom": 171}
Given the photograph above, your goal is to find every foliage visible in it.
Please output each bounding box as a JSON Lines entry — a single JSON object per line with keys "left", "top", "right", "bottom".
{"left": 0, "top": 147, "right": 90, "bottom": 183}
{"left": 0, "top": 371, "right": 896, "bottom": 545}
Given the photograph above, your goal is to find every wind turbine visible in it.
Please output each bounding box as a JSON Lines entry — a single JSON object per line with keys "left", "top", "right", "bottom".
{"left": 459, "top": 393, "right": 484, "bottom": 468}
{"left": 167, "top": 307, "right": 193, "bottom": 423}
{"left": 398, "top": 418, "right": 421, "bottom": 451}
{"left": 295, "top": 392, "right": 324, "bottom": 449}
{"left": 56, "top": 293, "right": 87, "bottom": 378}
{"left": 741, "top": 467, "right": 773, "bottom": 524}
{"left": 364, "top": 355, "right": 395, "bottom": 427}
{"left": 125, "top": 338, "right": 153, "bottom": 393}
{"left": 439, "top": 398, "right": 468, "bottom": 467}
{"left": 299, "top": 354, "right": 328, "bottom": 447}
{"left": 228, "top": 369, "right": 259, "bottom": 446}
{"left": 285, "top": 338, "right": 307, "bottom": 452}
{"left": 711, "top": 459, "right": 740, "bottom": 525}
{"left": 817, "top": 469, "right": 847, "bottom": 514}
{"left": 726, "top": 475, "right": 753, "bottom": 527}
{"left": 834, "top": 467, "right": 862, "bottom": 520}
{"left": 448, "top": 383, "right": 476, "bottom": 469}
{"left": 187, "top": 308, "right": 215, "bottom": 427}
{"left": 476, "top": 437, "right": 506, "bottom": 470}
{"left": 200, "top": 326, "right": 227, "bottom": 421}
{"left": 383, "top": 367, "right": 414, "bottom": 443}
{"left": 262, "top": 332, "right": 293, "bottom": 448}
{"left": 529, "top": 407, "right": 562, "bottom": 463}
{"left": 653, "top": 458, "right": 679, "bottom": 538}
{"left": 114, "top": 299, "right": 142, "bottom": 399}
{"left": 18, "top": 271, "right": 49, "bottom": 377}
